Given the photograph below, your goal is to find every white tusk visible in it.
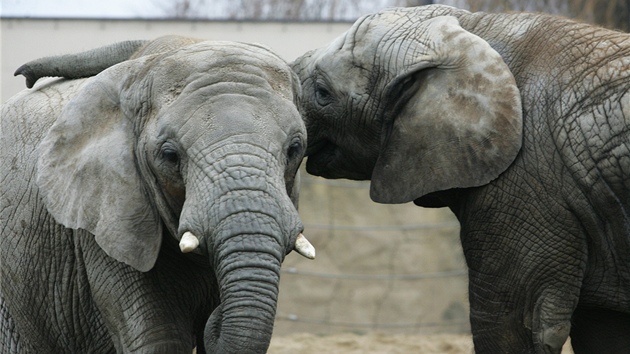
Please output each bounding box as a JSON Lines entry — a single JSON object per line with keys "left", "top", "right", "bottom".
{"left": 179, "top": 231, "right": 199, "bottom": 253}
{"left": 294, "top": 233, "right": 315, "bottom": 260}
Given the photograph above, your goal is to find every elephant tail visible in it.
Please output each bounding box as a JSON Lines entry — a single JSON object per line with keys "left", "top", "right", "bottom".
{"left": 14, "top": 40, "right": 148, "bottom": 89}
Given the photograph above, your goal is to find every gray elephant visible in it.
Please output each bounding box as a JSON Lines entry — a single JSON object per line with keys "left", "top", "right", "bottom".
{"left": 291, "top": 5, "right": 630, "bottom": 354}
{"left": 1, "top": 38, "right": 315, "bottom": 353}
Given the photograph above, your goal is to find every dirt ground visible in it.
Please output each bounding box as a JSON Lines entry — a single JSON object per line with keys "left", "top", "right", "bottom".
{"left": 268, "top": 332, "right": 575, "bottom": 354}
{"left": 268, "top": 333, "right": 473, "bottom": 354}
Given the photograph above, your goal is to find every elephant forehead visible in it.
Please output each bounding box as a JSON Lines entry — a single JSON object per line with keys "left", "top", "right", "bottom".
{"left": 338, "top": 7, "right": 465, "bottom": 62}
{"left": 152, "top": 41, "right": 295, "bottom": 99}
{"left": 321, "top": 13, "right": 418, "bottom": 73}
{"left": 179, "top": 41, "right": 285, "bottom": 67}
{"left": 313, "top": 39, "right": 373, "bottom": 90}
{"left": 157, "top": 91, "right": 302, "bottom": 148}
{"left": 361, "top": 5, "right": 459, "bottom": 29}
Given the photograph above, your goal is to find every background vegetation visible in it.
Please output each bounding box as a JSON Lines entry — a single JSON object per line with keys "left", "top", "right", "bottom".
{"left": 155, "top": 0, "right": 629, "bottom": 31}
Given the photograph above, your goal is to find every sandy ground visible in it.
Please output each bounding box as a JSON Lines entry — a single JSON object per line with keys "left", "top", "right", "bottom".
{"left": 268, "top": 333, "right": 473, "bottom": 354}
{"left": 268, "top": 332, "right": 575, "bottom": 354}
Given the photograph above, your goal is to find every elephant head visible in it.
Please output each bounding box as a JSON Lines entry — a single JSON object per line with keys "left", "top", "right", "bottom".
{"left": 33, "top": 41, "right": 313, "bottom": 353}
{"left": 292, "top": 7, "right": 523, "bottom": 204}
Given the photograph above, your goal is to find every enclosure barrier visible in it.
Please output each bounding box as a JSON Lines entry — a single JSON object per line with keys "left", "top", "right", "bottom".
{"left": 273, "top": 174, "right": 469, "bottom": 336}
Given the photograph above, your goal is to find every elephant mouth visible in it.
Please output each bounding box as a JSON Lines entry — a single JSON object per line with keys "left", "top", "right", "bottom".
{"left": 305, "top": 139, "right": 338, "bottom": 177}
{"left": 306, "top": 139, "right": 372, "bottom": 180}
{"left": 305, "top": 136, "right": 331, "bottom": 157}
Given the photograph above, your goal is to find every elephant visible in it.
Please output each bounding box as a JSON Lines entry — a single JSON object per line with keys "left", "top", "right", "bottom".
{"left": 291, "top": 4, "right": 630, "bottom": 354}
{"left": 1, "top": 37, "right": 316, "bottom": 353}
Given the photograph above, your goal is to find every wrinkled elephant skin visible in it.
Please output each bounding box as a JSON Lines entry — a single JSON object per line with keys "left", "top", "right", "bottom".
{"left": 1, "top": 38, "right": 311, "bottom": 353}
{"left": 292, "top": 5, "right": 630, "bottom": 353}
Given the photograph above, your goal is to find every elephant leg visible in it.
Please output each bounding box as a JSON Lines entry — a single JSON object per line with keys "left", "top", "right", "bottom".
{"left": 0, "top": 294, "right": 21, "bottom": 354}
{"left": 79, "top": 233, "right": 214, "bottom": 353}
{"left": 570, "top": 307, "right": 630, "bottom": 353}
{"left": 462, "top": 197, "right": 585, "bottom": 353}
{"left": 467, "top": 282, "right": 534, "bottom": 351}
{"left": 468, "top": 268, "right": 578, "bottom": 354}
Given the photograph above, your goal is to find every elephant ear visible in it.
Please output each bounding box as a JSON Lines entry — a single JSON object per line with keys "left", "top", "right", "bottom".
{"left": 37, "top": 61, "right": 161, "bottom": 272}
{"left": 370, "top": 16, "right": 522, "bottom": 204}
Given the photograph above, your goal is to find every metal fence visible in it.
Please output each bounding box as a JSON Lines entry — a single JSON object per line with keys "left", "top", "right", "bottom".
{"left": 273, "top": 172, "right": 469, "bottom": 336}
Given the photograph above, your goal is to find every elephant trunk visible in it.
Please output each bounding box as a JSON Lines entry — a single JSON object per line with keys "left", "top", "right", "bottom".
{"left": 204, "top": 227, "right": 283, "bottom": 353}
{"left": 179, "top": 144, "right": 304, "bottom": 353}
{"left": 14, "top": 40, "right": 148, "bottom": 88}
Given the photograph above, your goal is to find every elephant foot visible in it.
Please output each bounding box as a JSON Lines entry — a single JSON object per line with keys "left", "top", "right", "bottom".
{"left": 538, "top": 321, "right": 571, "bottom": 354}
{"left": 533, "top": 294, "right": 575, "bottom": 354}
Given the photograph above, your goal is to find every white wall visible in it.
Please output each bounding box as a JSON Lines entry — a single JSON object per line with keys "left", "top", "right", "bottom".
{"left": 1, "top": 18, "right": 351, "bottom": 102}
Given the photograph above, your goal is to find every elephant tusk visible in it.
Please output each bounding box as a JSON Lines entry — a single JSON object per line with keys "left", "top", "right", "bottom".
{"left": 294, "top": 233, "right": 316, "bottom": 260}
{"left": 179, "top": 231, "right": 199, "bottom": 253}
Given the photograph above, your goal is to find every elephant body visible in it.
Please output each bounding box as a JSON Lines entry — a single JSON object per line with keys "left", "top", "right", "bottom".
{"left": 1, "top": 39, "right": 312, "bottom": 353}
{"left": 440, "top": 8, "right": 630, "bottom": 351}
{"left": 292, "top": 5, "right": 629, "bottom": 353}
{"left": 1, "top": 77, "right": 209, "bottom": 354}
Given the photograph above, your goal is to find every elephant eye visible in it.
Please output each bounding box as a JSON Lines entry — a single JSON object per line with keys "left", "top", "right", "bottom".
{"left": 161, "top": 146, "right": 180, "bottom": 164}
{"left": 287, "top": 139, "right": 304, "bottom": 162}
{"left": 314, "top": 85, "right": 333, "bottom": 106}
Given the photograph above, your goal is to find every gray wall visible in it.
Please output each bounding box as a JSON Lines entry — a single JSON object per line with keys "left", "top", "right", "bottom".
{"left": 0, "top": 18, "right": 467, "bottom": 336}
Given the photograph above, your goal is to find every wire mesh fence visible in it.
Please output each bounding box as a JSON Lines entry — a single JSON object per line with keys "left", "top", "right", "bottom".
{"left": 274, "top": 169, "right": 469, "bottom": 336}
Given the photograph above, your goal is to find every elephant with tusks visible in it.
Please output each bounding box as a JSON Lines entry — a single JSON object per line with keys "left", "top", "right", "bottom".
{"left": 1, "top": 37, "right": 315, "bottom": 353}
{"left": 291, "top": 5, "right": 630, "bottom": 354}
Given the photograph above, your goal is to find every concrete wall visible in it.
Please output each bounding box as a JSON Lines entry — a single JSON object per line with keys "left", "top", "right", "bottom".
{"left": 276, "top": 176, "right": 467, "bottom": 336}
{"left": 0, "top": 18, "right": 467, "bottom": 336}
